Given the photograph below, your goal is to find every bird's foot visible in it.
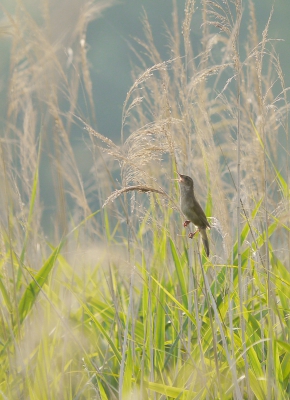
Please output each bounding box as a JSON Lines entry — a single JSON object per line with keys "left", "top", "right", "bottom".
{"left": 183, "top": 220, "right": 191, "bottom": 227}
{"left": 188, "top": 229, "right": 199, "bottom": 239}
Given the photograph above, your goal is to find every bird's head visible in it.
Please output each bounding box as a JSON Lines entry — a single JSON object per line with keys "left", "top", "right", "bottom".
{"left": 177, "top": 173, "right": 194, "bottom": 189}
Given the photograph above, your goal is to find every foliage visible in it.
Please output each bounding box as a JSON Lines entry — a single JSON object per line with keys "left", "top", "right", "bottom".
{"left": 0, "top": 0, "right": 289, "bottom": 399}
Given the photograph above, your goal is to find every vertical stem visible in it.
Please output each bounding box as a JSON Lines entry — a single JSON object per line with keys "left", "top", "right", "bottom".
{"left": 197, "top": 251, "right": 242, "bottom": 399}
{"left": 187, "top": 253, "right": 193, "bottom": 357}
{"left": 235, "top": 1, "right": 251, "bottom": 397}
{"left": 192, "top": 256, "right": 209, "bottom": 399}
{"left": 119, "top": 267, "right": 135, "bottom": 399}
{"left": 263, "top": 102, "right": 273, "bottom": 400}
{"left": 0, "top": 142, "right": 20, "bottom": 332}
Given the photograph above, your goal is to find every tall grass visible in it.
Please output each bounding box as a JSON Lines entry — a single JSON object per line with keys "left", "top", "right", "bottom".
{"left": 0, "top": 0, "right": 290, "bottom": 399}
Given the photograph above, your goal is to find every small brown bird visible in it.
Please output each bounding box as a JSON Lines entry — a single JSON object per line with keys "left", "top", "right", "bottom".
{"left": 178, "top": 173, "right": 210, "bottom": 256}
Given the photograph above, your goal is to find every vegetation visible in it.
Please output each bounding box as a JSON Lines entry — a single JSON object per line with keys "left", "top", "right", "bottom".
{"left": 0, "top": 0, "right": 289, "bottom": 399}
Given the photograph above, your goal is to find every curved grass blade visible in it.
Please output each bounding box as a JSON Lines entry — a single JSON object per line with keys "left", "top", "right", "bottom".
{"left": 18, "top": 210, "right": 100, "bottom": 324}
{"left": 18, "top": 241, "right": 64, "bottom": 323}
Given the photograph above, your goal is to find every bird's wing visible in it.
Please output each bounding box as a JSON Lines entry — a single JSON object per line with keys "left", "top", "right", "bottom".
{"left": 192, "top": 198, "right": 211, "bottom": 228}
{"left": 200, "top": 228, "right": 210, "bottom": 256}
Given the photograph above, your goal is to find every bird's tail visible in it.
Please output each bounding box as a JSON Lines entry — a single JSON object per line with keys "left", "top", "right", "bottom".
{"left": 200, "top": 228, "right": 210, "bottom": 257}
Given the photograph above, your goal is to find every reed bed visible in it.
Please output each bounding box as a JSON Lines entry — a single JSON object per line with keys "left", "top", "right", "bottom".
{"left": 0, "top": 0, "right": 289, "bottom": 399}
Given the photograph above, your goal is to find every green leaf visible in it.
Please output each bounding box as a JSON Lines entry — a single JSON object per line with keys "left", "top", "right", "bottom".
{"left": 233, "top": 196, "right": 263, "bottom": 262}
{"left": 0, "top": 274, "right": 13, "bottom": 313}
{"left": 155, "top": 282, "right": 165, "bottom": 368}
{"left": 122, "top": 346, "right": 133, "bottom": 398}
{"left": 96, "top": 377, "right": 109, "bottom": 400}
{"left": 72, "top": 291, "right": 122, "bottom": 363}
{"left": 18, "top": 242, "right": 63, "bottom": 323}
{"left": 169, "top": 238, "right": 188, "bottom": 308}
{"left": 248, "top": 370, "right": 266, "bottom": 400}
{"left": 144, "top": 380, "right": 194, "bottom": 398}
{"left": 19, "top": 134, "right": 42, "bottom": 269}
{"left": 149, "top": 273, "right": 195, "bottom": 325}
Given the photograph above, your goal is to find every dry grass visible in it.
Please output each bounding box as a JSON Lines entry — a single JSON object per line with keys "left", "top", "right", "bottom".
{"left": 93, "top": 0, "right": 289, "bottom": 262}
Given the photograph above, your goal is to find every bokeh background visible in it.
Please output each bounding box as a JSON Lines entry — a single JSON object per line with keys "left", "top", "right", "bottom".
{"left": 1, "top": 2, "right": 290, "bottom": 398}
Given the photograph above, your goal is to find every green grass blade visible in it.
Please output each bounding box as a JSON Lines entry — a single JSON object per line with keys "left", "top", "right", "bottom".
{"left": 71, "top": 291, "right": 122, "bottom": 363}
{"left": 18, "top": 241, "right": 63, "bottom": 323}
{"left": 19, "top": 134, "right": 42, "bottom": 268}
{"left": 122, "top": 346, "right": 133, "bottom": 398}
{"left": 169, "top": 238, "right": 188, "bottom": 308}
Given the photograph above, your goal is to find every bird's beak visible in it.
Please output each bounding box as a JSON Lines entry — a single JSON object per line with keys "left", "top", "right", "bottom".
{"left": 177, "top": 172, "right": 183, "bottom": 182}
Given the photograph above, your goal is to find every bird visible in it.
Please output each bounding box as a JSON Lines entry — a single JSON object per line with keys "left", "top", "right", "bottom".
{"left": 177, "top": 172, "right": 210, "bottom": 256}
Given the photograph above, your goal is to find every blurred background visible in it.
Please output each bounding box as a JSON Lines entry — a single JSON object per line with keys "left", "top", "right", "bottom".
{"left": 1, "top": 3, "right": 290, "bottom": 397}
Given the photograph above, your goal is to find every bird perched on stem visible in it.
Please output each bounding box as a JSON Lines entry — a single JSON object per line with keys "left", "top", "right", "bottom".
{"left": 177, "top": 173, "right": 210, "bottom": 256}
